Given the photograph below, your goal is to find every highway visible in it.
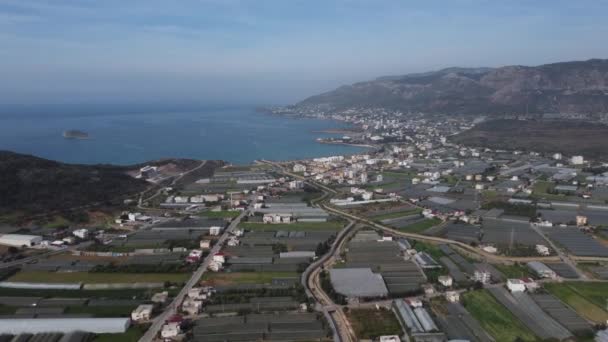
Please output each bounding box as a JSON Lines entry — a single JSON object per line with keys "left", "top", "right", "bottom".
{"left": 139, "top": 209, "right": 248, "bottom": 342}
{"left": 301, "top": 221, "right": 358, "bottom": 342}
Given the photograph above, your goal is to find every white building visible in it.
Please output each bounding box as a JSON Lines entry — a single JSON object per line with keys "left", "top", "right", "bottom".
{"left": 570, "top": 155, "right": 584, "bottom": 165}
{"left": 474, "top": 270, "right": 491, "bottom": 284}
{"left": 199, "top": 240, "right": 211, "bottom": 249}
{"left": 438, "top": 275, "right": 453, "bottom": 287}
{"left": 506, "top": 279, "right": 526, "bottom": 292}
{"left": 151, "top": 291, "right": 169, "bottom": 304}
{"left": 535, "top": 245, "right": 550, "bottom": 256}
{"left": 209, "top": 226, "right": 221, "bottom": 236}
{"left": 72, "top": 229, "right": 89, "bottom": 239}
{"left": 131, "top": 304, "right": 154, "bottom": 322}
{"left": 445, "top": 291, "right": 460, "bottom": 303}
{"left": 161, "top": 322, "right": 181, "bottom": 339}
{"left": 293, "top": 164, "right": 306, "bottom": 173}
{"left": 0, "top": 234, "right": 43, "bottom": 248}
{"left": 527, "top": 261, "right": 557, "bottom": 279}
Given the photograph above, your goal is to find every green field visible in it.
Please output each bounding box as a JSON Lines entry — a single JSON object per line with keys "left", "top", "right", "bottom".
{"left": 462, "top": 290, "right": 537, "bottom": 342}
{"left": 494, "top": 263, "right": 534, "bottom": 279}
{"left": 396, "top": 217, "right": 441, "bottom": 233}
{"left": 545, "top": 282, "right": 608, "bottom": 323}
{"left": 94, "top": 326, "right": 147, "bottom": 342}
{"left": 371, "top": 208, "right": 422, "bottom": 221}
{"left": 199, "top": 210, "right": 241, "bottom": 218}
{"left": 200, "top": 272, "right": 299, "bottom": 285}
{"left": 346, "top": 308, "right": 402, "bottom": 339}
{"left": 9, "top": 271, "right": 190, "bottom": 284}
{"left": 66, "top": 305, "right": 136, "bottom": 317}
{"left": 239, "top": 221, "right": 343, "bottom": 232}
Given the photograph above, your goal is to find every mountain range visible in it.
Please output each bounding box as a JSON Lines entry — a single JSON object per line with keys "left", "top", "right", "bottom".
{"left": 297, "top": 59, "right": 608, "bottom": 115}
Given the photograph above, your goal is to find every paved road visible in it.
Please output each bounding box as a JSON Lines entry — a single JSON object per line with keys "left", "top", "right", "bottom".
{"left": 139, "top": 209, "right": 247, "bottom": 342}
{"left": 529, "top": 223, "right": 588, "bottom": 279}
{"left": 0, "top": 241, "right": 93, "bottom": 270}
{"left": 301, "top": 221, "right": 358, "bottom": 342}
{"left": 138, "top": 160, "right": 207, "bottom": 209}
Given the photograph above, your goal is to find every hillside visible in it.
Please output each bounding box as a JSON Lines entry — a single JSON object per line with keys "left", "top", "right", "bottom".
{"left": 297, "top": 59, "right": 608, "bottom": 115}
{"left": 0, "top": 151, "right": 149, "bottom": 215}
{"left": 449, "top": 119, "right": 608, "bottom": 159}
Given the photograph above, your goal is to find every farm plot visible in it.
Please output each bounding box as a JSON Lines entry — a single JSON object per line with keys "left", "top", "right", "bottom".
{"left": 544, "top": 282, "right": 608, "bottom": 324}
{"left": 396, "top": 218, "right": 442, "bottom": 233}
{"left": 546, "top": 262, "right": 579, "bottom": 278}
{"left": 8, "top": 271, "right": 189, "bottom": 284}
{"left": 462, "top": 290, "right": 536, "bottom": 342}
{"left": 192, "top": 313, "right": 327, "bottom": 342}
{"left": 439, "top": 257, "right": 467, "bottom": 283}
{"left": 433, "top": 302, "right": 494, "bottom": 342}
{"left": 530, "top": 293, "right": 592, "bottom": 335}
{"left": 347, "top": 308, "right": 402, "bottom": 339}
{"left": 488, "top": 287, "right": 572, "bottom": 340}
{"left": 481, "top": 218, "right": 544, "bottom": 247}
{"left": 200, "top": 272, "right": 299, "bottom": 286}
{"left": 542, "top": 227, "right": 608, "bottom": 257}
{"left": 587, "top": 265, "right": 608, "bottom": 279}
{"left": 239, "top": 221, "right": 343, "bottom": 232}
{"left": 439, "top": 244, "right": 475, "bottom": 274}
{"left": 444, "top": 222, "right": 481, "bottom": 244}
{"left": 342, "top": 237, "right": 426, "bottom": 295}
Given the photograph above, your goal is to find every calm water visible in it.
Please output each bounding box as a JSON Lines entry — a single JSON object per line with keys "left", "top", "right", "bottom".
{"left": 0, "top": 106, "right": 365, "bottom": 165}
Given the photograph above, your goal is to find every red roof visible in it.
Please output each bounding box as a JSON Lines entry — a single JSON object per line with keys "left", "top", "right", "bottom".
{"left": 167, "top": 314, "right": 183, "bottom": 323}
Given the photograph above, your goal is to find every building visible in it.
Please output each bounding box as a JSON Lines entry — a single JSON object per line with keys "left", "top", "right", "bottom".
{"left": 535, "top": 244, "right": 550, "bottom": 256}
{"left": 72, "top": 229, "right": 89, "bottom": 239}
{"left": 292, "top": 164, "right": 306, "bottom": 173}
{"left": 0, "top": 234, "right": 43, "bottom": 248}
{"left": 199, "top": 240, "right": 211, "bottom": 249}
{"left": 576, "top": 215, "right": 588, "bottom": 226}
{"left": 438, "top": 275, "right": 453, "bottom": 287}
{"left": 527, "top": 261, "right": 557, "bottom": 278}
{"left": 131, "top": 304, "right": 154, "bottom": 322}
{"left": 506, "top": 279, "right": 526, "bottom": 292}
{"left": 209, "top": 226, "right": 221, "bottom": 236}
{"left": 473, "top": 270, "right": 491, "bottom": 284}
{"left": 151, "top": 291, "right": 169, "bottom": 305}
{"left": 571, "top": 155, "right": 584, "bottom": 165}
{"left": 445, "top": 291, "right": 460, "bottom": 303}
{"left": 379, "top": 336, "right": 401, "bottom": 342}
{"left": 161, "top": 322, "right": 181, "bottom": 339}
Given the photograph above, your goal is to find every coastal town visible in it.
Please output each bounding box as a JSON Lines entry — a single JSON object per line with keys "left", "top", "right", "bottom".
{"left": 0, "top": 109, "right": 607, "bottom": 342}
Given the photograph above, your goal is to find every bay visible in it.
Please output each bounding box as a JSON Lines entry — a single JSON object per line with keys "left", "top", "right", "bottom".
{"left": 0, "top": 106, "right": 365, "bottom": 165}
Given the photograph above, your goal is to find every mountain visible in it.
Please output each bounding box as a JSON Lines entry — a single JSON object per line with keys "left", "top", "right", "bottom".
{"left": 297, "top": 59, "right": 608, "bottom": 115}
{"left": 0, "top": 151, "right": 149, "bottom": 216}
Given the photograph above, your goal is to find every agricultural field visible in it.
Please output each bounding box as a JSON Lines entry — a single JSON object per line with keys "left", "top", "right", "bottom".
{"left": 370, "top": 208, "right": 422, "bottom": 221}
{"left": 239, "top": 221, "right": 343, "bottom": 232}
{"left": 396, "top": 217, "right": 442, "bottom": 233}
{"left": 200, "top": 272, "right": 299, "bottom": 286}
{"left": 93, "top": 326, "right": 147, "bottom": 342}
{"left": 462, "top": 290, "right": 537, "bottom": 342}
{"left": 8, "top": 271, "right": 190, "bottom": 284}
{"left": 198, "top": 210, "right": 241, "bottom": 219}
{"left": 544, "top": 282, "right": 608, "bottom": 323}
{"left": 346, "top": 308, "right": 402, "bottom": 339}
{"left": 494, "top": 263, "right": 534, "bottom": 279}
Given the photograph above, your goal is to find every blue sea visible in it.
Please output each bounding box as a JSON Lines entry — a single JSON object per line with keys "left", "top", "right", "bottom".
{"left": 0, "top": 105, "right": 365, "bottom": 165}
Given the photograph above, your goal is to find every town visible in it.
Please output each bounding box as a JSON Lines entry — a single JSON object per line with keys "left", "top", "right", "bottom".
{"left": 0, "top": 107, "right": 607, "bottom": 342}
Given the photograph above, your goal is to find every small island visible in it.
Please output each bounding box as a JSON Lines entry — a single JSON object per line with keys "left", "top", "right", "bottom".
{"left": 62, "top": 129, "right": 89, "bottom": 139}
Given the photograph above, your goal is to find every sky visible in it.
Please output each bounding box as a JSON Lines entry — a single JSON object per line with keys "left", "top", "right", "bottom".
{"left": 1, "top": 0, "right": 608, "bottom": 106}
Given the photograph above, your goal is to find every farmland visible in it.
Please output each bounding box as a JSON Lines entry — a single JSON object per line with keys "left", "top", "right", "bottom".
{"left": 462, "top": 290, "right": 537, "bottom": 342}
{"left": 239, "top": 221, "right": 343, "bottom": 232}
{"left": 8, "top": 271, "right": 190, "bottom": 284}
{"left": 370, "top": 208, "right": 422, "bottom": 221}
{"left": 396, "top": 217, "right": 442, "bottom": 233}
{"left": 200, "top": 272, "right": 299, "bottom": 286}
{"left": 544, "top": 282, "right": 608, "bottom": 323}
{"left": 346, "top": 308, "right": 402, "bottom": 339}
{"left": 199, "top": 210, "right": 241, "bottom": 218}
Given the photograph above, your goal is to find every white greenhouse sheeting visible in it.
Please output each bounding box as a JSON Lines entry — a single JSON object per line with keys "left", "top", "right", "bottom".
{"left": 0, "top": 318, "right": 130, "bottom": 334}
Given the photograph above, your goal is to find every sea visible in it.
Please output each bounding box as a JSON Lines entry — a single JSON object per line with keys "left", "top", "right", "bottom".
{"left": 0, "top": 105, "right": 366, "bottom": 165}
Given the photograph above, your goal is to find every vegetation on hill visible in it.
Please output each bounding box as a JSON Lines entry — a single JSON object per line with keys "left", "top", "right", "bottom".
{"left": 450, "top": 119, "right": 608, "bottom": 160}
{"left": 0, "top": 151, "right": 149, "bottom": 218}
{"left": 297, "top": 59, "right": 608, "bottom": 115}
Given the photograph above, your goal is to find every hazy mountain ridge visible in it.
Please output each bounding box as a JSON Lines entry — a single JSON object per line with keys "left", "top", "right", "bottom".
{"left": 298, "top": 59, "right": 608, "bottom": 115}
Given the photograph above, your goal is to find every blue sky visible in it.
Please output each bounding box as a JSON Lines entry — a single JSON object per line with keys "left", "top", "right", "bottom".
{"left": 1, "top": 0, "right": 607, "bottom": 105}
